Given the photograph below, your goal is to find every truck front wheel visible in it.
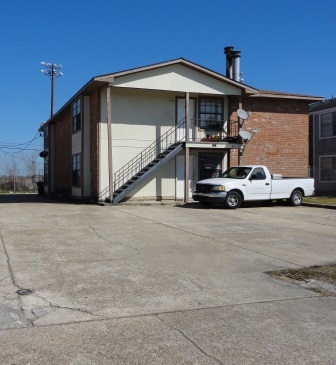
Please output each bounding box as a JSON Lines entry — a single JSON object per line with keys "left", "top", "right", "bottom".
{"left": 289, "top": 190, "right": 303, "bottom": 206}
{"left": 225, "top": 191, "right": 242, "bottom": 209}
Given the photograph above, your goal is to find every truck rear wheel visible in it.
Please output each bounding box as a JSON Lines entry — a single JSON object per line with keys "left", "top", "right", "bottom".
{"left": 289, "top": 190, "right": 303, "bottom": 206}
{"left": 225, "top": 191, "right": 242, "bottom": 209}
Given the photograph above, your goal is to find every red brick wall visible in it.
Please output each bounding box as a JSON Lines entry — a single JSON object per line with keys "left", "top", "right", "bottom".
{"left": 53, "top": 107, "right": 72, "bottom": 196}
{"left": 50, "top": 90, "right": 100, "bottom": 200}
{"left": 229, "top": 96, "right": 311, "bottom": 177}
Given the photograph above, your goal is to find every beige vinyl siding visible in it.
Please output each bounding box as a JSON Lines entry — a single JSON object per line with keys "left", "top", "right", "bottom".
{"left": 111, "top": 64, "right": 241, "bottom": 95}
{"left": 99, "top": 88, "right": 177, "bottom": 199}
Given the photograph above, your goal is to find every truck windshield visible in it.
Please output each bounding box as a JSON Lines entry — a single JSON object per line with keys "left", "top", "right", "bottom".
{"left": 221, "top": 167, "right": 252, "bottom": 179}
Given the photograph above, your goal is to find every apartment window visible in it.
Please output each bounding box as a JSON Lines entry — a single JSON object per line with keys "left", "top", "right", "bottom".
{"left": 72, "top": 98, "right": 81, "bottom": 133}
{"left": 320, "top": 156, "right": 336, "bottom": 182}
{"left": 72, "top": 154, "right": 81, "bottom": 186}
{"left": 320, "top": 112, "right": 336, "bottom": 138}
{"left": 199, "top": 97, "right": 223, "bottom": 131}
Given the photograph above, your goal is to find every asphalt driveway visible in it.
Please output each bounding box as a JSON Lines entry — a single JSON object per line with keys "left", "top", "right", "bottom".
{"left": 0, "top": 195, "right": 335, "bottom": 364}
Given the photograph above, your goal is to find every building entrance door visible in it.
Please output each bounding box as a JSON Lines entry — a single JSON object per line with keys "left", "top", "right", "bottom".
{"left": 177, "top": 98, "right": 195, "bottom": 141}
{"left": 176, "top": 155, "right": 195, "bottom": 199}
{"left": 199, "top": 154, "right": 223, "bottom": 180}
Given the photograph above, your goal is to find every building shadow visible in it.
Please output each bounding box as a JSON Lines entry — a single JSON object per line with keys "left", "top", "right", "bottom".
{"left": 0, "top": 193, "right": 99, "bottom": 205}
{"left": 0, "top": 194, "right": 58, "bottom": 204}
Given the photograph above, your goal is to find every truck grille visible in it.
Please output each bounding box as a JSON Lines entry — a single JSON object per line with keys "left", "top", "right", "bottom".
{"left": 195, "top": 184, "right": 213, "bottom": 193}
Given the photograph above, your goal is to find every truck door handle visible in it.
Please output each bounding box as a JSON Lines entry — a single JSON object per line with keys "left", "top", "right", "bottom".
{"left": 265, "top": 183, "right": 270, "bottom": 185}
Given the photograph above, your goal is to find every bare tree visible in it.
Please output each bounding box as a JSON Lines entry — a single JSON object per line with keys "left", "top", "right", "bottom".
{"left": 4, "top": 157, "right": 19, "bottom": 192}
{"left": 22, "top": 152, "right": 41, "bottom": 191}
{"left": 0, "top": 152, "right": 42, "bottom": 192}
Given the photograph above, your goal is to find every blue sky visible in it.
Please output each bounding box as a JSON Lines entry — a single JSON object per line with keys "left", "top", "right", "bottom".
{"left": 1, "top": 0, "right": 335, "bottom": 171}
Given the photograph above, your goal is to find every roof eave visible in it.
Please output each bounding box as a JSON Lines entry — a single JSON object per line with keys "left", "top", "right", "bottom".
{"left": 40, "top": 78, "right": 108, "bottom": 127}
{"left": 249, "top": 90, "right": 324, "bottom": 101}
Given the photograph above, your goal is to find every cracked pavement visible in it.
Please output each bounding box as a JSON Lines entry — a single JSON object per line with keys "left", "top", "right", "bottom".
{"left": 0, "top": 194, "right": 335, "bottom": 364}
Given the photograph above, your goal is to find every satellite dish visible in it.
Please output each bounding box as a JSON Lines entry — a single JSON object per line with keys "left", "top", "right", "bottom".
{"left": 239, "top": 130, "right": 252, "bottom": 141}
{"left": 39, "top": 151, "right": 48, "bottom": 158}
{"left": 237, "top": 108, "right": 249, "bottom": 120}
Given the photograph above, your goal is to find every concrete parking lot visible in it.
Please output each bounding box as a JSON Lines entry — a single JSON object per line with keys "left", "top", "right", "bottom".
{"left": 0, "top": 194, "right": 335, "bottom": 364}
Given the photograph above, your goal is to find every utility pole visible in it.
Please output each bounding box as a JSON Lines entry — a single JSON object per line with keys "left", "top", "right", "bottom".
{"left": 41, "top": 62, "right": 63, "bottom": 117}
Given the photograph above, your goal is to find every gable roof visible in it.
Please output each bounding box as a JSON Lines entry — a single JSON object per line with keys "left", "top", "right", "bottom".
{"left": 39, "top": 58, "right": 324, "bottom": 129}
{"left": 94, "top": 58, "right": 258, "bottom": 94}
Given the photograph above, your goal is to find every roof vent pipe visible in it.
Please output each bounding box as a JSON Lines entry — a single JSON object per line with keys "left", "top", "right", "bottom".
{"left": 224, "top": 46, "right": 234, "bottom": 79}
{"left": 224, "top": 47, "right": 242, "bottom": 82}
{"left": 231, "top": 51, "right": 241, "bottom": 82}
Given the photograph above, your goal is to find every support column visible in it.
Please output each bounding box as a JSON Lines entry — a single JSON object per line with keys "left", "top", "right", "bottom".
{"left": 106, "top": 86, "right": 113, "bottom": 203}
{"left": 184, "top": 92, "right": 190, "bottom": 203}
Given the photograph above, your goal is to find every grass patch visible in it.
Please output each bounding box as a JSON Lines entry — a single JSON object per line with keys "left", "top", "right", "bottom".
{"left": 274, "top": 265, "right": 336, "bottom": 285}
{"left": 268, "top": 264, "right": 336, "bottom": 295}
{"left": 304, "top": 196, "right": 336, "bottom": 206}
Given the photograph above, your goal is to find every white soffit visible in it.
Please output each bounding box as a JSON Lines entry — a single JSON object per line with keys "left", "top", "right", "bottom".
{"left": 108, "top": 64, "right": 242, "bottom": 95}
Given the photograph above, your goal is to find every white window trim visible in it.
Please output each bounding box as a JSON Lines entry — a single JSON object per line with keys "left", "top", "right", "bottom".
{"left": 319, "top": 154, "right": 336, "bottom": 183}
{"left": 317, "top": 108, "right": 336, "bottom": 139}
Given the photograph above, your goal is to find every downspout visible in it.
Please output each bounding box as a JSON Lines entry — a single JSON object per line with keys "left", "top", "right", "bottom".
{"left": 184, "top": 92, "right": 190, "bottom": 203}
{"left": 106, "top": 86, "right": 113, "bottom": 203}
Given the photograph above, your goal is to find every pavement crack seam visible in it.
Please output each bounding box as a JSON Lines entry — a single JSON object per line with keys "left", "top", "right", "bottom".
{"left": 156, "top": 314, "right": 225, "bottom": 365}
{"left": 32, "top": 291, "right": 106, "bottom": 319}
{"left": 90, "top": 226, "right": 141, "bottom": 256}
{"left": 185, "top": 277, "right": 226, "bottom": 304}
{"left": 0, "top": 231, "right": 18, "bottom": 289}
{"left": 0, "top": 230, "right": 35, "bottom": 328}
{"left": 0, "top": 276, "right": 10, "bottom": 285}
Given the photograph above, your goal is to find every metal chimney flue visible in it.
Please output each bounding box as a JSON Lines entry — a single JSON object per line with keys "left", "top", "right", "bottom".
{"left": 224, "top": 46, "right": 241, "bottom": 82}
{"left": 232, "top": 51, "right": 241, "bottom": 82}
{"left": 224, "top": 46, "right": 234, "bottom": 79}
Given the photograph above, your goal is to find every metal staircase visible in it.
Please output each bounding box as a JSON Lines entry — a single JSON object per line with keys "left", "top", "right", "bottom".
{"left": 98, "top": 119, "right": 186, "bottom": 204}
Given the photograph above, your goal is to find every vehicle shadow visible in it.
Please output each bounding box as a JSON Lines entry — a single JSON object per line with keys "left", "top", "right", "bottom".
{"left": 176, "top": 200, "right": 289, "bottom": 209}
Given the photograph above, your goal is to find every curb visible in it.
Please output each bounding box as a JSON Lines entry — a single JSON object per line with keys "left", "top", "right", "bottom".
{"left": 98, "top": 200, "right": 188, "bottom": 207}
{"left": 302, "top": 202, "right": 336, "bottom": 210}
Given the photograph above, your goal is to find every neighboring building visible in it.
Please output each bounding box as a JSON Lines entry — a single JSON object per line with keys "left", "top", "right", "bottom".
{"left": 309, "top": 98, "right": 336, "bottom": 195}
{"left": 39, "top": 48, "right": 323, "bottom": 203}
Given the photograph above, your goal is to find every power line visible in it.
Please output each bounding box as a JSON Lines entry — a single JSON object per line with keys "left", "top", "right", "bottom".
{"left": 0, "top": 149, "right": 43, "bottom": 163}
{"left": 0, "top": 133, "right": 42, "bottom": 148}
{"left": 0, "top": 139, "right": 41, "bottom": 146}
{"left": 0, "top": 133, "right": 43, "bottom": 163}
{"left": 11, "top": 132, "right": 41, "bottom": 154}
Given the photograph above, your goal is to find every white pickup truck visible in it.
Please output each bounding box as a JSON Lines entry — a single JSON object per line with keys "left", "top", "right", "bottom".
{"left": 192, "top": 165, "right": 314, "bottom": 209}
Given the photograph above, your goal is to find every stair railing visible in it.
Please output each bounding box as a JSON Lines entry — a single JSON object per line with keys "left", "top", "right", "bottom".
{"left": 113, "top": 119, "right": 186, "bottom": 193}
{"left": 98, "top": 117, "right": 240, "bottom": 201}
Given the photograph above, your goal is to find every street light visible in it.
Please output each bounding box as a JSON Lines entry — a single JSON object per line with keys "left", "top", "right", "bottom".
{"left": 41, "top": 62, "right": 63, "bottom": 117}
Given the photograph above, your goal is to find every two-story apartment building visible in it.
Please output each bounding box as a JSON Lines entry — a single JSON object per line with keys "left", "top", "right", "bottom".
{"left": 310, "top": 98, "right": 336, "bottom": 194}
{"left": 39, "top": 49, "right": 323, "bottom": 203}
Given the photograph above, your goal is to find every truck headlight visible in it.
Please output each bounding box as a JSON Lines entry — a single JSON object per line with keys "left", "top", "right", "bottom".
{"left": 212, "top": 185, "right": 225, "bottom": 191}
